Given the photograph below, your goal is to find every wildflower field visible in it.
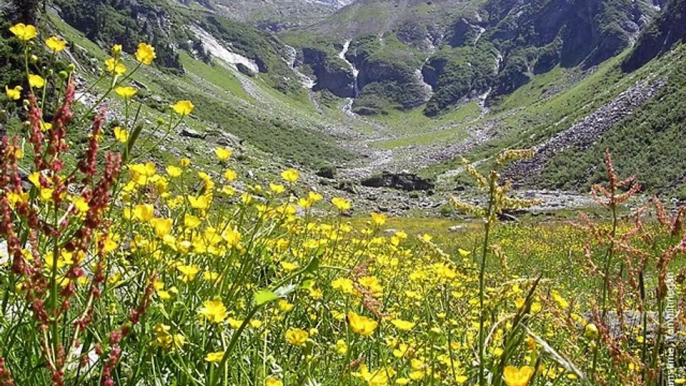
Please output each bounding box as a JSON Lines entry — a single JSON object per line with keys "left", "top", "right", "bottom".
{"left": 0, "top": 25, "right": 685, "bottom": 386}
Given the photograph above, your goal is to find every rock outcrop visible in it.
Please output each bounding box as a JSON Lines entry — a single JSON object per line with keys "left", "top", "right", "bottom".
{"left": 361, "top": 171, "right": 435, "bottom": 191}
{"left": 302, "top": 47, "right": 356, "bottom": 98}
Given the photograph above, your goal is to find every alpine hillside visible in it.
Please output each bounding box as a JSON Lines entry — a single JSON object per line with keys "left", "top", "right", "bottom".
{"left": 2, "top": 0, "right": 686, "bottom": 216}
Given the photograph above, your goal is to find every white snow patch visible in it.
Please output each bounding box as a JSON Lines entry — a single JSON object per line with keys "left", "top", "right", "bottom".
{"left": 190, "top": 26, "right": 259, "bottom": 74}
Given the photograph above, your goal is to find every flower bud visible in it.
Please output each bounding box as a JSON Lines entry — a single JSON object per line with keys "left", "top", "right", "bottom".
{"left": 155, "top": 117, "right": 166, "bottom": 126}
{"left": 59, "top": 70, "right": 69, "bottom": 80}
{"left": 29, "top": 54, "right": 38, "bottom": 64}
{"left": 68, "top": 63, "right": 76, "bottom": 72}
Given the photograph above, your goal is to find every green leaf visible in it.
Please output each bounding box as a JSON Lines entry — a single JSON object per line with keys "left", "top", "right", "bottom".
{"left": 253, "top": 289, "right": 278, "bottom": 306}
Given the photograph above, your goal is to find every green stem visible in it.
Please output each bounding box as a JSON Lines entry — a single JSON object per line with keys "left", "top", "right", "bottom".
{"left": 478, "top": 179, "right": 496, "bottom": 386}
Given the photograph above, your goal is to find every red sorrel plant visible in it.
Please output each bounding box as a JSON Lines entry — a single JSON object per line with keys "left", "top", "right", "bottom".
{"left": 581, "top": 150, "right": 685, "bottom": 386}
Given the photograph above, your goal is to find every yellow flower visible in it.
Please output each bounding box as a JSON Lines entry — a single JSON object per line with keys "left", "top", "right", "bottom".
{"left": 113, "top": 127, "right": 129, "bottom": 143}
{"left": 218, "top": 170, "right": 237, "bottom": 184}
{"left": 205, "top": 351, "right": 225, "bottom": 363}
{"left": 331, "top": 277, "right": 355, "bottom": 294}
{"left": 133, "top": 204, "right": 154, "bottom": 222}
{"left": 180, "top": 158, "right": 191, "bottom": 168}
{"left": 150, "top": 218, "right": 172, "bottom": 238}
{"left": 177, "top": 265, "right": 200, "bottom": 282}
{"left": 269, "top": 183, "right": 285, "bottom": 194}
{"left": 332, "top": 197, "right": 351, "bottom": 211}
{"left": 28, "top": 74, "right": 45, "bottom": 89}
{"left": 111, "top": 44, "right": 123, "bottom": 57}
{"left": 390, "top": 319, "right": 415, "bottom": 332}
{"left": 503, "top": 366, "right": 535, "bottom": 386}
{"left": 9, "top": 23, "right": 37, "bottom": 42}
{"left": 72, "top": 196, "right": 90, "bottom": 213}
{"left": 115, "top": 86, "right": 137, "bottom": 99}
{"left": 281, "top": 168, "right": 299, "bottom": 183}
{"left": 214, "top": 147, "right": 232, "bottom": 161}
{"left": 348, "top": 311, "right": 378, "bottom": 336}
{"left": 355, "top": 365, "right": 396, "bottom": 386}
{"left": 166, "top": 165, "right": 182, "bottom": 177}
{"left": 45, "top": 36, "right": 67, "bottom": 52}
{"left": 203, "top": 271, "right": 219, "bottom": 281}
{"left": 551, "top": 291, "right": 569, "bottom": 309}
{"left": 335, "top": 339, "right": 348, "bottom": 355}
{"left": 184, "top": 214, "right": 201, "bottom": 229}
{"left": 198, "top": 299, "right": 227, "bottom": 323}
{"left": 135, "top": 43, "right": 156, "bottom": 65}
{"left": 280, "top": 261, "right": 298, "bottom": 271}
{"left": 458, "top": 248, "right": 471, "bottom": 257}
{"left": 285, "top": 328, "right": 309, "bottom": 346}
{"left": 371, "top": 212, "right": 387, "bottom": 226}
{"left": 172, "top": 100, "right": 194, "bottom": 116}
{"left": 265, "top": 377, "right": 283, "bottom": 386}
{"left": 105, "top": 58, "right": 126, "bottom": 76}
{"left": 188, "top": 194, "right": 211, "bottom": 210}
{"left": 222, "top": 228, "right": 241, "bottom": 246}
{"left": 5, "top": 85, "right": 22, "bottom": 100}
{"left": 585, "top": 323, "right": 598, "bottom": 338}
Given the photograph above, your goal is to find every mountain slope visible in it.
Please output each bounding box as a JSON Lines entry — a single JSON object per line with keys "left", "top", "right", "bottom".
{"left": 174, "top": 0, "right": 356, "bottom": 30}
{"left": 284, "top": 0, "right": 661, "bottom": 116}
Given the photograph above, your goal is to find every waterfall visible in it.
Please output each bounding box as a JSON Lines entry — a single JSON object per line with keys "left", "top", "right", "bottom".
{"left": 338, "top": 40, "right": 359, "bottom": 97}
{"left": 284, "top": 44, "right": 316, "bottom": 89}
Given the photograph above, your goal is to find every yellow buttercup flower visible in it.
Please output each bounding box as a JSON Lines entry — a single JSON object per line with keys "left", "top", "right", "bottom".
{"left": 188, "top": 194, "right": 210, "bottom": 210}
{"left": 503, "top": 366, "right": 535, "bottom": 386}
{"left": 166, "top": 165, "right": 182, "bottom": 178}
{"left": 172, "top": 100, "right": 194, "bottom": 116}
{"left": 334, "top": 339, "right": 348, "bottom": 355}
{"left": 72, "top": 196, "right": 90, "bottom": 213}
{"left": 198, "top": 300, "right": 227, "bottom": 323}
{"left": 9, "top": 23, "right": 37, "bottom": 42}
{"left": 224, "top": 169, "right": 238, "bottom": 182}
{"left": 458, "top": 248, "right": 471, "bottom": 257}
{"left": 371, "top": 212, "right": 387, "bottom": 226}
{"left": 214, "top": 147, "right": 232, "bottom": 161}
{"left": 331, "top": 277, "right": 355, "bottom": 294}
{"left": 280, "top": 168, "right": 299, "bottom": 183}
{"left": 45, "top": 36, "right": 67, "bottom": 52}
{"left": 205, "top": 351, "right": 225, "bottom": 363}
{"left": 355, "top": 365, "right": 396, "bottom": 386}
{"left": 177, "top": 265, "right": 200, "bottom": 282}
{"left": 114, "top": 127, "right": 129, "bottom": 143}
{"left": 115, "top": 86, "right": 137, "bottom": 99}
{"left": 390, "top": 319, "right": 415, "bottom": 332}
{"left": 28, "top": 74, "right": 45, "bottom": 89}
{"left": 111, "top": 44, "right": 123, "bottom": 57}
{"left": 265, "top": 377, "right": 283, "bottom": 386}
{"left": 135, "top": 42, "right": 156, "bottom": 65}
{"left": 332, "top": 197, "right": 351, "bottom": 211}
{"left": 285, "top": 328, "right": 309, "bottom": 346}
{"left": 133, "top": 204, "right": 154, "bottom": 222}
{"left": 5, "top": 85, "right": 21, "bottom": 100}
{"left": 347, "top": 311, "right": 378, "bottom": 336}
{"left": 105, "top": 58, "right": 126, "bottom": 76}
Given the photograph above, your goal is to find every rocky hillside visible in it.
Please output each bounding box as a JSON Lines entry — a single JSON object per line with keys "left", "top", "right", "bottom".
{"left": 284, "top": 0, "right": 662, "bottom": 116}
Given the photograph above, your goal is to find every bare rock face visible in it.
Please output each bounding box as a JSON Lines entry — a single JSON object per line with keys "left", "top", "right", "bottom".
{"left": 302, "top": 47, "right": 356, "bottom": 98}
{"left": 361, "top": 171, "right": 435, "bottom": 191}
